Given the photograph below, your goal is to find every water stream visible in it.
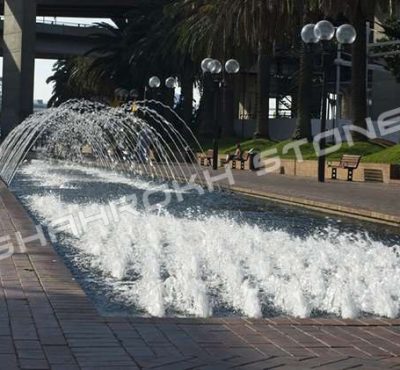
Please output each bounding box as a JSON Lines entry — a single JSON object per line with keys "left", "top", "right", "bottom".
{"left": 0, "top": 99, "right": 204, "bottom": 185}
{"left": 1, "top": 99, "right": 400, "bottom": 319}
{"left": 11, "top": 160, "right": 400, "bottom": 319}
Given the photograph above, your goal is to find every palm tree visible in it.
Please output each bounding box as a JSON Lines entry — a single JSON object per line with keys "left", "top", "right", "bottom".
{"left": 167, "top": 0, "right": 233, "bottom": 136}
{"left": 89, "top": 0, "right": 197, "bottom": 126}
{"left": 293, "top": 0, "right": 322, "bottom": 141}
{"left": 226, "top": 1, "right": 294, "bottom": 139}
{"left": 314, "top": 0, "right": 391, "bottom": 140}
{"left": 172, "top": 0, "right": 295, "bottom": 139}
{"left": 128, "top": 0, "right": 196, "bottom": 124}
{"left": 47, "top": 59, "right": 76, "bottom": 107}
{"left": 87, "top": 21, "right": 135, "bottom": 92}
{"left": 47, "top": 57, "right": 113, "bottom": 107}
{"left": 351, "top": 1, "right": 375, "bottom": 138}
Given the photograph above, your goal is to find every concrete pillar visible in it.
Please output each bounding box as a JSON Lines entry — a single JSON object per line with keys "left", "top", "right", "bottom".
{"left": 1, "top": 0, "right": 36, "bottom": 140}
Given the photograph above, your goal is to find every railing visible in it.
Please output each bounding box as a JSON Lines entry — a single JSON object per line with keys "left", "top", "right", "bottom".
{"left": 0, "top": 16, "right": 99, "bottom": 28}
{"left": 36, "top": 17, "right": 98, "bottom": 28}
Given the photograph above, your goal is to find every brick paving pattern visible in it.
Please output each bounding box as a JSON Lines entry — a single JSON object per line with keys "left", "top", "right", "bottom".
{"left": 1, "top": 181, "right": 400, "bottom": 369}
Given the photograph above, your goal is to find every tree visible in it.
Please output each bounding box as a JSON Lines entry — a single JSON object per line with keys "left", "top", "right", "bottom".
{"left": 88, "top": 21, "right": 136, "bottom": 92}
{"left": 47, "top": 59, "right": 76, "bottom": 107}
{"left": 128, "top": 0, "right": 197, "bottom": 124}
{"left": 88, "top": 0, "right": 197, "bottom": 126}
{"left": 293, "top": 0, "right": 322, "bottom": 141}
{"left": 171, "top": 0, "right": 295, "bottom": 139}
{"left": 47, "top": 57, "right": 113, "bottom": 107}
{"left": 379, "top": 18, "right": 400, "bottom": 82}
{"left": 314, "top": 0, "right": 390, "bottom": 140}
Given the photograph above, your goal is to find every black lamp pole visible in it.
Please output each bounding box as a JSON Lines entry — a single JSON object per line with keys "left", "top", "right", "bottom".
{"left": 201, "top": 58, "right": 240, "bottom": 170}
{"left": 318, "top": 49, "right": 329, "bottom": 183}
{"left": 302, "top": 21, "right": 357, "bottom": 183}
{"left": 212, "top": 78, "right": 221, "bottom": 170}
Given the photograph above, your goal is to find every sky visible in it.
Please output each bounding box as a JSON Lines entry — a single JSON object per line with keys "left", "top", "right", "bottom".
{"left": 0, "top": 17, "right": 112, "bottom": 103}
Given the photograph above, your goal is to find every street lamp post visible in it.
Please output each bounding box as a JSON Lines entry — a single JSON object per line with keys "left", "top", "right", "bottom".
{"left": 301, "top": 21, "right": 356, "bottom": 183}
{"left": 147, "top": 76, "right": 177, "bottom": 105}
{"left": 201, "top": 58, "right": 240, "bottom": 170}
{"left": 114, "top": 88, "right": 129, "bottom": 104}
{"left": 129, "top": 89, "right": 139, "bottom": 101}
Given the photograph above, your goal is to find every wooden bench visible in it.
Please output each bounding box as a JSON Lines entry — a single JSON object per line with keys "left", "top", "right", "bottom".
{"left": 329, "top": 155, "right": 362, "bottom": 181}
{"left": 198, "top": 149, "right": 214, "bottom": 166}
{"left": 231, "top": 151, "right": 252, "bottom": 170}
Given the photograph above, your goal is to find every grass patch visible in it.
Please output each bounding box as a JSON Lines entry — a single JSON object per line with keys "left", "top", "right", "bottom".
{"left": 253, "top": 141, "right": 381, "bottom": 161}
{"left": 198, "top": 137, "right": 399, "bottom": 164}
{"left": 199, "top": 137, "right": 276, "bottom": 154}
{"left": 222, "top": 138, "right": 276, "bottom": 154}
{"left": 363, "top": 145, "right": 400, "bottom": 164}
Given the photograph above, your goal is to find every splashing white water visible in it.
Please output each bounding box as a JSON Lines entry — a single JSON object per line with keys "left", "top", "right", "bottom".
{"left": 0, "top": 99, "right": 206, "bottom": 185}
{"left": 19, "top": 160, "right": 182, "bottom": 193}
{"left": 15, "top": 161, "right": 400, "bottom": 319}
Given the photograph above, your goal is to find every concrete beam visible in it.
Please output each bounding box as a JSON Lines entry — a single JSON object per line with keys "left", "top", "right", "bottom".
{"left": 1, "top": 0, "right": 36, "bottom": 140}
{"left": 0, "top": 20, "right": 111, "bottom": 59}
{"left": 0, "top": 0, "right": 134, "bottom": 17}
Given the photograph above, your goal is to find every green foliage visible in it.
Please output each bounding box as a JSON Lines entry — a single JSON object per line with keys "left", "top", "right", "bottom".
{"left": 378, "top": 18, "right": 400, "bottom": 82}
{"left": 46, "top": 57, "right": 114, "bottom": 107}
{"left": 363, "top": 145, "right": 400, "bottom": 163}
{"left": 221, "top": 139, "right": 277, "bottom": 154}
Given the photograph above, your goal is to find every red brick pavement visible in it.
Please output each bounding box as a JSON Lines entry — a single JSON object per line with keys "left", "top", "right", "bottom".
{"left": 1, "top": 182, "right": 400, "bottom": 369}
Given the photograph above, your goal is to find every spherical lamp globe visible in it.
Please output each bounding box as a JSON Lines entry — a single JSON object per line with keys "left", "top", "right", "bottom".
{"left": 120, "top": 89, "right": 129, "bottom": 101}
{"left": 301, "top": 24, "right": 320, "bottom": 44}
{"left": 314, "top": 20, "right": 335, "bottom": 41}
{"left": 129, "top": 89, "right": 139, "bottom": 99}
{"left": 208, "top": 59, "right": 223, "bottom": 74}
{"left": 149, "top": 76, "right": 161, "bottom": 88}
{"left": 201, "top": 58, "right": 214, "bottom": 73}
{"left": 336, "top": 24, "right": 357, "bottom": 44}
{"left": 225, "top": 59, "right": 240, "bottom": 74}
{"left": 165, "top": 77, "right": 177, "bottom": 89}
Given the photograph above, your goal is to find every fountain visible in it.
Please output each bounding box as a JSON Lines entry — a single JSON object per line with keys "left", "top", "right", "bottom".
{"left": 1, "top": 100, "right": 400, "bottom": 320}
{"left": 0, "top": 99, "right": 206, "bottom": 186}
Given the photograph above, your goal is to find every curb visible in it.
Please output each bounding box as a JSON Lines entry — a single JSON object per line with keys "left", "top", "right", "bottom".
{"left": 226, "top": 185, "right": 400, "bottom": 228}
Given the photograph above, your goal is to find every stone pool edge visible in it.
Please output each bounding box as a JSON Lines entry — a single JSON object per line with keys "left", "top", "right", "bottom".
{"left": 225, "top": 185, "right": 400, "bottom": 228}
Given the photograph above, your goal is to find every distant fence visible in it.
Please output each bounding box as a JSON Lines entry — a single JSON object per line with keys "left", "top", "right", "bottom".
{"left": 36, "top": 18, "right": 95, "bottom": 28}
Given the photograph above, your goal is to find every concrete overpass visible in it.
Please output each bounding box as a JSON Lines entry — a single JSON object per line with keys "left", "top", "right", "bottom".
{"left": 0, "top": 20, "right": 107, "bottom": 59}
{"left": 0, "top": 0, "right": 134, "bottom": 17}
{"left": 1, "top": 0, "right": 135, "bottom": 140}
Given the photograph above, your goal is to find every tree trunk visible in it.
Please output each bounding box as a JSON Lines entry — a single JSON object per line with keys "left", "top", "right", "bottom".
{"left": 221, "top": 75, "right": 235, "bottom": 137}
{"left": 254, "top": 40, "right": 271, "bottom": 139}
{"left": 161, "top": 85, "right": 174, "bottom": 108}
{"left": 181, "top": 61, "right": 194, "bottom": 126}
{"left": 390, "top": 0, "right": 396, "bottom": 17}
{"left": 199, "top": 73, "right": 215, "bottom": 136}
{"left": 293, "top": 0, "right": 313, "bottom": 141}
{"left": 351, "top": 2, "right": 369, "bottom": 140}
{"left": 293, "top": 44, "right": 313, "bottom": 141}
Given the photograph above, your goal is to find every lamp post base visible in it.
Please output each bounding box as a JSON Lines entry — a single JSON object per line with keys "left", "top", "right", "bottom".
{"left": 213, "top": 139, "right": 219, "bottom": 170}
{"left": 318, "top": 155, "right": 326, "bottom": 183}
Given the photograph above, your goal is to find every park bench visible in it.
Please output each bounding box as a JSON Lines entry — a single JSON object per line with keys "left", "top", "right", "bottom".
{"left": 230, "top": 151, "right": 254, "bottom": 170}
{"left": 329, "top": 154, "right": 362, "bottom": 181}
{"left": 198, "top": 149, "right": 214, "bottom": 166}
{"left": 81, "top": 144, "right": 93, "bottom": 157}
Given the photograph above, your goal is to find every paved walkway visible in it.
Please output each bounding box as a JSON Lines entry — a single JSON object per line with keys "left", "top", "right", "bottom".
{"left": 1, "top": 178, "right": 400, "bottom": 369}
{"left": 208, "top": 169, "right": 400, "bottom": 226}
